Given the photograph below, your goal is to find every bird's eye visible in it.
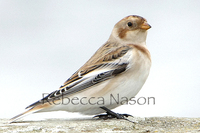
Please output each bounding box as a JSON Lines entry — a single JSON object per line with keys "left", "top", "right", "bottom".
{"left": 127, "top": 22, "right": 133, "bottom": 27}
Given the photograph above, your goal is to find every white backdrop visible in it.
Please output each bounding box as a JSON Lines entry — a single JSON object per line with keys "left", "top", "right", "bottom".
{"left": 1, "top": 0, "right": 200, "bottom": 120}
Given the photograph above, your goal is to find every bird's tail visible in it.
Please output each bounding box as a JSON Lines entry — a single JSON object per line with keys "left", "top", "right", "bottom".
{"left": 9, "top": 102, "right": 52, "bottom": 123}
{"left": 9, "top": 107, "right": 40, "bottom": 123}
{"left": 9, "top": 90, "right": 60, "bottom": 123}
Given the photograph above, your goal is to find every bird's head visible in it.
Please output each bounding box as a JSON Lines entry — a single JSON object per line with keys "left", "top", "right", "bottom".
{"left": 109, "top": 15, "right": 151, "bottom": 45}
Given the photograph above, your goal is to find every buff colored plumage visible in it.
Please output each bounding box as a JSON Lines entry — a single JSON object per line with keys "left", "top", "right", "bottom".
{"left": 10, "top": 15, "right": 151, "bottom": 123}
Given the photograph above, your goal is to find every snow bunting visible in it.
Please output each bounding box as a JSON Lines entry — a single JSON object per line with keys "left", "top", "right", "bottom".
{"left": 10, "top": 15, "right": 151, "bottom": 123}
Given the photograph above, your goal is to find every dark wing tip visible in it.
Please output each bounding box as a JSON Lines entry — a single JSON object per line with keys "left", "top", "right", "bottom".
{"left": 25, "top": 100, "right": 41, "bottom": 109}
{"left": 25, "top": 91, "right": 56, "bottom": 109}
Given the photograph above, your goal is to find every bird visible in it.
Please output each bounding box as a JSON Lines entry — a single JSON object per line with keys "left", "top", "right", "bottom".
{"left": 10, "top": 15, "right": 151, "bottom": 123}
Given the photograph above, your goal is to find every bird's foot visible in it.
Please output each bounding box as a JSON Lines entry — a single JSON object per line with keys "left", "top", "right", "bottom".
{"left": 93, "top": 106, "right": 134, "bottom": 123}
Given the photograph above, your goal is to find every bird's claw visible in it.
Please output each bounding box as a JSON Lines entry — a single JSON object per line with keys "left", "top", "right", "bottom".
{"left": 93, "top": 106, "right": 134, "bottom": 123}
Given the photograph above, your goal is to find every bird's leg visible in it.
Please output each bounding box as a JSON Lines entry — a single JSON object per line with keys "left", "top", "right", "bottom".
{"left": 93, "top": 106, "right": 134, "bottom": 123}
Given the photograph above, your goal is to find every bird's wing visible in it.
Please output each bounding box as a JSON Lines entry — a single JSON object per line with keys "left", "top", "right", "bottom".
{"left": 25, "top": 45, "right": 132, "bottom": 109}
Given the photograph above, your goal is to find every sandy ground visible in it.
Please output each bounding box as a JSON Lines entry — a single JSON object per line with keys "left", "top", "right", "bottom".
{"left": 1, "top": 117, "right": 200, "bottom": 133}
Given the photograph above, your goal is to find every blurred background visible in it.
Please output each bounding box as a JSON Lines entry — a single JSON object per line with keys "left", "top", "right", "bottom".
{"left": 1, "top": 0, "right": 200, "bottom": 120}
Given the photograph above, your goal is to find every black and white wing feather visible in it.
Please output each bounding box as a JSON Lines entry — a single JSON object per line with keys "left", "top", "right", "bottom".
{"left": 25, "top": 45, "right": 132, "bottom": 109}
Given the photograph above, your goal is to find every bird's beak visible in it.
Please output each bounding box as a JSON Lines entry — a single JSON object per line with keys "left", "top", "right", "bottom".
{"left": 140, "top": 22, "right": 151, "bottom": 30}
